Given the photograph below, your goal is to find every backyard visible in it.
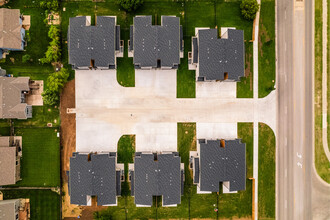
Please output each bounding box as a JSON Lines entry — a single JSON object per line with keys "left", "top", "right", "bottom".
{"left": 10, "top": 127, "right": 60, "bottom": 187}
{"left": 2, "top": 189, "right": 61, "bottom": 220}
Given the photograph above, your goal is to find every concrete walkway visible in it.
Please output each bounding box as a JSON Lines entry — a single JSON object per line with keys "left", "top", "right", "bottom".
{"left": 322, "top": 0, "right": 330, "bottom": 162}
{"left": 253, "top": 0, "right": 261, "bottom": 219}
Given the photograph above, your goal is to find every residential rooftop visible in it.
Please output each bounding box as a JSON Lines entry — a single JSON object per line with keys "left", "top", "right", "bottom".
{"left": 68, "top": 16, "right": 121, "bottom": 69}
{"left": 191, "top": 28, "right": 245, "bottom": 81}
{"left": 132, "top": 152, "right": 184, "bottom": 207}
{"left": 0, "top": 76, "right": 32, "bottom": 119}
{"left": 0, "top": 136, "right": 22, "bottom": 186}
{"left": 193, "top": 139, "right": 246, "bottom": 192}
{"left": 0, "top": 8, "right": 25, "bottom": 51}
{"left": 69, "top": 152, "right": 120, "bottom": 206}
{"left": 130, "top": 16, "right": 183, "bottom": 69}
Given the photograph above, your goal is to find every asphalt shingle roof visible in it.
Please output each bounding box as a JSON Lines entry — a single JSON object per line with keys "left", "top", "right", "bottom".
{"left": 199, "top": 139, "right": 246, "bottom": 192}
{"left": 134, "top": 152, "right": 182, "bottom": 206}
{"left": 196, "top": 29, "right": 245, "bottom": 81}
{"left": 132, "top": 16, "right": 182, "bottom": 69}
{"left": 0, "top": 76, "right": 31, "bottom": 119}
{"left": 69, "top": 152, "right": 118, "bottom": 206}
{"left": 68, "top": 16, "right": 118, "bottom": 69}
{"left": 0, "top": 8, "right": 24, "bottom": 50}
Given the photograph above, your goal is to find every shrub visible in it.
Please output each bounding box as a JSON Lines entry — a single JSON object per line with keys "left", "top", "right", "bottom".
{"left": 116, "top": 0, "right": 144, "bottom": 12}
{"left": 40, "top": 25, "right": 61, "bottom": 64}
{"left": 240, "top": 0, "right": 260, "bottom": 21}
{"left": 42, "top": 68, "right": 70, "bottom": 105}
{"left": 22, "top": 54, "right": 31, "bottom": 63}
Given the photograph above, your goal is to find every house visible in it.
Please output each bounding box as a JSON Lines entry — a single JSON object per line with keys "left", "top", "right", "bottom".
{"left": 129, "top": 152, "right": 184, "bottom": 207}
{"left": 190, "top": 139, "right": 246, "bottom": 193}
{"left": 0, "top": 197, "right": 30, "bottom": 220}
{"left": 0, "top": 9, "right": 28, "bottom": 59}
{"left": 188, "top": 28, "right": 245, "bottom": 81}
{"left": 0, "top": 136, "right": 22, "bottom": 186}
{"left": 128, "top": 16, "right": 184, "bottom": 69}
{"left": 68, "top": 16, "right": 123, "bottom": 70}
{"left": 68, "top": 152, "right": 124, "bottom": 206}
{"left": 0, "top": 76, "right": 32, "bottom": 119}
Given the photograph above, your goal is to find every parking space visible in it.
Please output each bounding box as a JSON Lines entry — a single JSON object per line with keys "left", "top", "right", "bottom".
{"left": 196, "top": 123, "right": 237, "bottom": 140}
{"left": 196, "top": 81, "right": 236, "bottom": 99}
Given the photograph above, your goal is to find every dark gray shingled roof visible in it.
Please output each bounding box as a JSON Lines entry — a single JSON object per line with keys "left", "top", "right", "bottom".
{"left": 132, "top": 16, "right": 182, "bottom": 69}
{"left": 193, "top": 157, "right": 199, "bottom": 184}
{"left": 134, "top": 152, "right": 182, "bottom": 206}
{"left": 196, "top": 29, "right": 245, "bottom": 81}
{"left": 130, "top": 170, "right": 134, "bottom": 196}
{"left": 192, "top": 37, "right": 198, "bottom": 64}
{"left": 69, "top": 152, "right": 118, "bottom": 206}
{"left": 199, "top": 139, "right": 246, "bottom": 192}
{"left": 68, "top": 16, "right": 118, "bottom": 69}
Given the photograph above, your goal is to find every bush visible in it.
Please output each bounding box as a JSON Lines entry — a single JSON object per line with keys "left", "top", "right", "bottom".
{"left": 116, "top": 0, "right": 144, "bottom": 12}
{"left": 40, "top": 25, "right": 61, "bottom": 64}
{"left": 42, "top": 68, "right": 70, "bottom": 105}
{"left": 240, "top": 0, "right": 260, "bottom": 21}
{"left": 22, "top": 54, "right": 31, "bottom": 63}
{"left": 40, "top": 0, "right": 59, "bottom": 11}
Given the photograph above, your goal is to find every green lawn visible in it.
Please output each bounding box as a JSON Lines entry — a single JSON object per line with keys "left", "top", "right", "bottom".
{"left": 117, "top": 135, "right": 135, "bottom": 196}
{"left": 237, "top": 42, "right": 254, "bottom": 98}
{"left": 0, "top": 126, "right": 11, "bottom": 136}
{"left": 258, "top": 123, "right": 276, "bottom": 219}
{"left": 258, "top": 0, "right": 276, "bottom": 98}
{"left": 315, "top": 0, "right": 330, "bottom": 183}
{"left": 95, "top": 122, "right": 253, "bottom": 219}
{"left": 9, "top": 128, "right": 60, "bottom": 187}
{"left": 2, "top": 189, "right": 60, "bottom": 220}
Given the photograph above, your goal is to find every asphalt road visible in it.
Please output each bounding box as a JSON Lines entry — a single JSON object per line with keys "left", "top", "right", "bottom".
{"left": 276, "top": 0, "right": 313, "bottom": 219}
{"left": 276, "top": 0, "right": 330, "bottom": 219}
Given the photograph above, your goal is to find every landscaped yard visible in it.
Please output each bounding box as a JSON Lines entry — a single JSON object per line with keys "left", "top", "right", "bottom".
{"left": 315, "top": 0, "right": 330, "bottom": 183}
{"left": 10, "top": 128, "right": 60, "bottom": 187}
{"left": 2, "top": 189, "right": 60, "bottom": 220}
{"left": 258, "top": 123, "right": 276, "bottom": 219}
{"left": 259, "top": 0, "right": 276, "bottom": 98}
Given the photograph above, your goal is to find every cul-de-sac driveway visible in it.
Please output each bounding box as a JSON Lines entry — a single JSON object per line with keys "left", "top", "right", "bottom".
{"left": 75, "top": 69, "right": 276, "bottom": 153}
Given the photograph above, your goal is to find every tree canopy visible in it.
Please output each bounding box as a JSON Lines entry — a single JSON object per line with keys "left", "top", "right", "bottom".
{"left": 40, "top": 25, "right": 61, "bottom": 64}
{"left": 240, "top": 0, "right": 260, "bottom": 21}
{"left": 42, "top": 68, "right": 70, "bottom": 105}
{"left": 116, "top": 0, "right": 144, "bottom": 12}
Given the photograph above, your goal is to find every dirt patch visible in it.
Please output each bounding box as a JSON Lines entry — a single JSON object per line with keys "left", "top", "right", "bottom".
{"left": 60, "top": 79, "right": 76, "bottom": 181}
{"left": 48, "top": 12, "right": 60, "bottom": 25}
{"left": 60, "top": 79, "right": 78, "bottom": 218}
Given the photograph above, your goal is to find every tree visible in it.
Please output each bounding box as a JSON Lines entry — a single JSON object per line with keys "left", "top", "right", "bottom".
{"left": 240, "top": 0, "right": 260, "bottom": 21}
{"left": 41, "top": 89, "right": 59, "bottom": 106}
{"left": 42, "top": 68, "right": 70, "bottom": 105}
{"left": 39, "top": 0, "right": 59, "bottom": 11}
{"left": 40, "top": 25, "right": 61, "bottom": 64}
{"left": 116, "top": 0, "right": 144, "bottom": 12}
{"left": 22, "top": 54, "right": 31, "bottom": 63}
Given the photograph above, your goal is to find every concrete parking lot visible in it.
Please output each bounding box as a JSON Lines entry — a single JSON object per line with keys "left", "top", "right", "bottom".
{"left": 75, "top": 69, "right": 275, "bottom": 152}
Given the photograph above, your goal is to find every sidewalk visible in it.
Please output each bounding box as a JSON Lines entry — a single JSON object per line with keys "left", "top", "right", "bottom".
{"left": 322, "top": 0, "right": 330, "bottom": 162}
